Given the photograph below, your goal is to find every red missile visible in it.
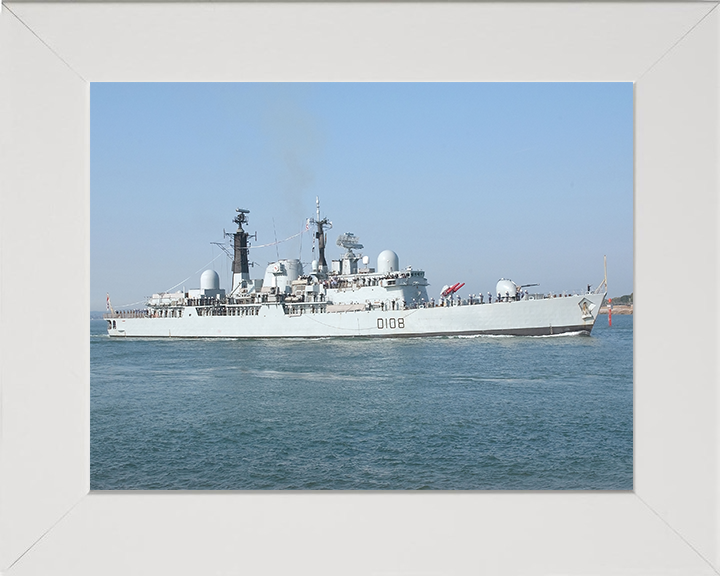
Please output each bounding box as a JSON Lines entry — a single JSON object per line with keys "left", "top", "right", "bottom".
{"left": 442, "top": 282, "right": 461, "bottom": 297}
{"left": 450, "top": 282, "right": 465, "bottom": 294}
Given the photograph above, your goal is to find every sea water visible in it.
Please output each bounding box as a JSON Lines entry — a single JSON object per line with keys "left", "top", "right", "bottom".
{"left": 90, "top": 314, "right": 632, "bottom": 490}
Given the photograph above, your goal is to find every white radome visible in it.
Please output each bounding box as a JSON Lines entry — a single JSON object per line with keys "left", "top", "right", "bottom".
{"left": 200, "top": 269, "right": 220, "bottom": 291}
{"left": 377, "top": 250, "right": 399, "bottom": 274}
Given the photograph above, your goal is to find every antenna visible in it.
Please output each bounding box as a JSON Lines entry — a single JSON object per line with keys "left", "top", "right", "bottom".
{"left": 272, "top": 218, "right": 280, "bottom": 260}
{"left": 308, "top": 197, "right": 332, "bottom": 273}
{"left": 309, "top": 197, "right": 332, "bottom": 232}
{"left": 210, "top": 242, "right": 233, "bottom": 259}
{"left": 336, "top": 233, "right": 363, "bottom": 253}
{"left": 604, "top": 255, "right": 608, "bottom": 291}
{"left": 233, "top": 208, "right": 250, "bottom": 228}
{"left": 592, "top": 255, "right": 608, "bottom": 294}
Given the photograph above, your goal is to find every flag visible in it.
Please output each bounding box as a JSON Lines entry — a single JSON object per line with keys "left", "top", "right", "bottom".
{"left": 106, "top": 293, "right": 110, "bottom": 311}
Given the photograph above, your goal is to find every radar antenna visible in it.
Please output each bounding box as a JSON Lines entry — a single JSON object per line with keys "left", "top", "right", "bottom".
{"left": 336, "top": 233, "right": 363, "bottom": 258}
{"left": 308, "top": 197, "right": 332, "bottom": 275}
{"left": 233, "top": 207, "right": 250, "bottom": 228}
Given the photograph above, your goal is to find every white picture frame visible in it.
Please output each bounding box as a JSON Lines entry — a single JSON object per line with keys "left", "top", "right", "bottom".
{"left": 1, "top": 2, "right": 718, "bottom": 574}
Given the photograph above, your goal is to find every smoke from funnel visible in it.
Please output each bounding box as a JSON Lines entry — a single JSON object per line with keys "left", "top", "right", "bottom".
{"left": 262, "top": 95, "right": 325, "bottom": 256}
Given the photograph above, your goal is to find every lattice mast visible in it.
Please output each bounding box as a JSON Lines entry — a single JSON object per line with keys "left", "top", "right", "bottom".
{"left": 309, "top": 197, "right": 332, "bottom": 275}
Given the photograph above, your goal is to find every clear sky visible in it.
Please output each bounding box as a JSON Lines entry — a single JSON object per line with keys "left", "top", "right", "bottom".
{"left": 91, "top": 83, "right": 633, "bottom": 311}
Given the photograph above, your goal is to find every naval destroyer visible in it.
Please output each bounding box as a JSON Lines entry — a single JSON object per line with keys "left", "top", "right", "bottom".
{"left": 105, "top": 201, "right": 607, "bottom": 338}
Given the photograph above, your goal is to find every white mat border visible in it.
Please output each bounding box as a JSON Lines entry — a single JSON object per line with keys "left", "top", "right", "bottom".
{"left": 1, "top": 2, "right": 718, "bottom": 574}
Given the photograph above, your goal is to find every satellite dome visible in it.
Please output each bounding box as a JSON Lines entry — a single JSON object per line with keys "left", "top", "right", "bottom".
{"left": 377, "top": 250, "right": 399, "bottom": 274}
{"left": 200, "top": 269, "right": 220, "bottom": 291}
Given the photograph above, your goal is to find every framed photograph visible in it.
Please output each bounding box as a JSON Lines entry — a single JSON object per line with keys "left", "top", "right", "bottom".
{"left": 1, "top": 2, "right": 718, "bottom": 574}
{"left": 89, "top": 80, "right": 633, "bottom": 493}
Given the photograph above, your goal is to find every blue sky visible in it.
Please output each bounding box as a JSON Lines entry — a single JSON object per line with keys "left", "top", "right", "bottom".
{"left": 91, "top": 83, "right": 633, "bottom": 311}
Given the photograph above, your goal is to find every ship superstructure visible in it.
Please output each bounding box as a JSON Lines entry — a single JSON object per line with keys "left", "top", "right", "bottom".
{"left": 105, "top": 201, "right": 606, "bottom": 338}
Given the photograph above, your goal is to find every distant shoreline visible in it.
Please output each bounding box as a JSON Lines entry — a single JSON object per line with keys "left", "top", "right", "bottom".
{"left": 599, "top": 304, "right": 633, "bottom": 315}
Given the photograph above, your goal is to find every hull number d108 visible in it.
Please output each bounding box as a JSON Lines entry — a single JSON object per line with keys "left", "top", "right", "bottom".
{"left": 377, "top": 317, "right": 405, "bottom": 330}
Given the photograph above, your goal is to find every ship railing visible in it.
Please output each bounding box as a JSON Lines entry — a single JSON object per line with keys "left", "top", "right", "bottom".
{"left": 103, "top": 310, "right": 149, "bottom": 319}
{"left": 196, "top": 305, "right": 263, "bottom": 317}
{"left": 284, "top": 302, "right": 327, "bottom": 315}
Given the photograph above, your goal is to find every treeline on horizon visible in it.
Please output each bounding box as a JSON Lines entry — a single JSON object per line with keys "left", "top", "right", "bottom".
{"left": 604, "top": 293, "right": 633, "bottom": 306}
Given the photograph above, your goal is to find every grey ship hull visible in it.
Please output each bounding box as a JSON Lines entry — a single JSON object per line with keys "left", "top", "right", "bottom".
{"left": 106, "top": 292, "right": 604, "bottom": 338}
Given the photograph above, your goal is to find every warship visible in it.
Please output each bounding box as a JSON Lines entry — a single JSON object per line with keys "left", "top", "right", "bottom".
{"left": 104, "top": 200, "right": 607, "bottom": 338}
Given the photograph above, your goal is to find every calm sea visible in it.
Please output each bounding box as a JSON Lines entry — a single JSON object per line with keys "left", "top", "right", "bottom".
{"left": 90, "top": 314, "right": 632, "bottom": 490}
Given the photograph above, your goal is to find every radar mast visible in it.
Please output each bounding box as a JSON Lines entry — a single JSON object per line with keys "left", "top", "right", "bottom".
{"left": 231, "top": 208, "right": 252, "bottom": 291}
{"left": 309, "top": 197, "right": 332, "bottom": 275}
